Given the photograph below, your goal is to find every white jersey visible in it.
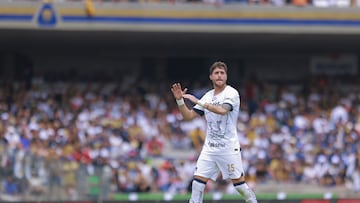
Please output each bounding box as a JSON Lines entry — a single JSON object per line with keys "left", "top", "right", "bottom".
{"left": 194, "top": 85, "right": 240, "bottom": 155}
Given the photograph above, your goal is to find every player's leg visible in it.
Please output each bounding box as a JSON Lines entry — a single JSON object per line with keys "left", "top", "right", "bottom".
{"left": 190, "top": 154, "right": 219, "bottom": 203}
{"left": 216, "top": 154, "right": 258, "bottom": 203}
{"left": 189, "top": 176, "right": 208, "bottom": 203}
{"left": 232, "top": 177, "right": 258, "bottom": 203}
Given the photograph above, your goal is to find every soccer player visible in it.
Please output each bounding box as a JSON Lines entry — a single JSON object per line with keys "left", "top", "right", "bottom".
{"left": 171, "top": 61, "right": 258, "bottom": 203}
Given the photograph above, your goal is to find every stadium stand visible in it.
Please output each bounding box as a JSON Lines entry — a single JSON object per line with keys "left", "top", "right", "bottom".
{"left": 0, "top": 71, "right": 359, "bottom": 201}
{"left": 0, "top": 0, "right": 360, "bottom": 202}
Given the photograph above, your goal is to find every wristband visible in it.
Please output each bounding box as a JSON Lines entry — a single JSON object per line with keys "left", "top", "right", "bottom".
{"left": 176, "top": 98, "right": 185, "bottom": 106}
{"left": 197, "top": 100, "right": 206, "bottom": 107}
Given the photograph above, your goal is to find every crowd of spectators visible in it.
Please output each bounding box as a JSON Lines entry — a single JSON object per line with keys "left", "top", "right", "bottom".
{"left": 0, "top": 72, "right": 359, "bottom": 201}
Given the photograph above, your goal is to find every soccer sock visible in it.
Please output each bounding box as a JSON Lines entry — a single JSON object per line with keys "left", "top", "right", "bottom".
{"left": 189, "top": 178, "right": 207, "bottom": 203}
{"left": 234, "top": 181, "right": 258, "bottom": 203}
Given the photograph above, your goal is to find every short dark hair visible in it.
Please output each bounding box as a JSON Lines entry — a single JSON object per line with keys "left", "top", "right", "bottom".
{"left": 209, "top": 61, "right": 227, "bottom": 74}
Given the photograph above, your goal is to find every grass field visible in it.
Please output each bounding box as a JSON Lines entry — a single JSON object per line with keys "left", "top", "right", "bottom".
{"left": 111, "top": 192, "right": 335, "bottom": 201}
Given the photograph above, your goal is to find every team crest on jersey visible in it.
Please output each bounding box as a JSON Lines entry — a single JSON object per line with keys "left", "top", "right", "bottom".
{"left": 208, "top": 121, "right": 225, "bottom": 140}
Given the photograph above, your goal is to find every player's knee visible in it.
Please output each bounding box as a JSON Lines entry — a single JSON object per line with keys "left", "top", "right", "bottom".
{"left": 191, "top": 178, "right": 207, "bottom": 194}
{"left": 231, "top": 173, "right": 245, "bottom": 184}
{"left": 193, "top": 177, "right": 207, "bottom": 188}
{"left": 194, "top": 175, "right": 208, "bottom": 183}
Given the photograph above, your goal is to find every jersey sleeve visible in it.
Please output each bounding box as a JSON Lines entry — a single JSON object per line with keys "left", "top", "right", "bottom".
{"left": 193, "top": 92, "right": 208, "bottom": 115}
{"left": 193, "top": 101, "right": 205, "bottom": 113}
{"left": 223, "top": 88, "right": 240, "bottom": 109}
{"left": 193, "top": 108, "right": 204, "bottom": 116}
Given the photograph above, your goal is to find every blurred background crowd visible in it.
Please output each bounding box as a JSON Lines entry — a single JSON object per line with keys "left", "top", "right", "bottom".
{"left": 0, "top": 71, "right": 359, "bottom": 201}
{"left": 1, "top": 0, "right": 360, "bottom": 201}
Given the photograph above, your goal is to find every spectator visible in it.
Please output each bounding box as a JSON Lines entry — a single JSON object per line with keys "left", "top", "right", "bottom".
{"left": 2, "top": 176, "right": 20, "bottom": 195}
{"left": 146, "top": 135, "right": 164, "bottom": 157}
{"left": 27, "top": 171, "right": 46, "bottom": 197}
{"left": 188, "top": 126, "right": 205, "bottom": 153}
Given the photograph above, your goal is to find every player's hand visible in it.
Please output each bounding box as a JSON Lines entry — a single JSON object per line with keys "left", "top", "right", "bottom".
{"left": 171, "top": 83, "right": 188, "bottom": 100}
{"left": 183, "top": 94, "right": 198, "bottom": 104}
